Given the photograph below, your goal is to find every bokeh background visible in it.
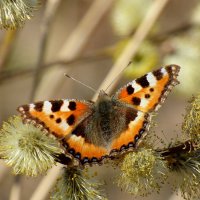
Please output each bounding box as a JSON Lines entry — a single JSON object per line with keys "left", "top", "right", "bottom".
{"left": 0, "top": 0, "right": 200, "bottom": 199}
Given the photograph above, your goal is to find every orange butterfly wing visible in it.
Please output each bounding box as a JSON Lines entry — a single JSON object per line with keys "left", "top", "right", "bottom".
{"left": 18, "top": 99, "right": 108, "bottom": 165}
{"left": 110, "top": 110, "right": 150, "bottom": 155}
{"left": 18, "top": 100, "right": 91, "bottom": 138}
{"left": 63, "top": 135, "right": 107, "bottom": 165}
{"left": 110, "top": 65, "right": 180, "bottom": 153}
{"left": 115, "top": 65, "right": 180, "bottom": 112}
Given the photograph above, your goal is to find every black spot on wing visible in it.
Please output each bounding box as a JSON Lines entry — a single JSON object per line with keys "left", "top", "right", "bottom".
{"left": 91, "top": 157, "right": 98, "bottom": 163}
{"left": 50, "top": 100, "right": 63, "bottom": 112}
{"left": 136, "top": 75, "right": 149, "bottom": 88}
{"left": 120, "top": 145, "right": 127, "bottom": 151}
{"left": 145, "top": 94, "right": 150, "bottom": 98}
{"left": 126, "top": 85, "right": 134, "bottom": 95}
{"left": 75, "top": 152, "right": 81, "bottom": 159}
{"left": 18, "top": 105, "right": 29, "bottom": 112}
{"left": 150, "top": 88, "right": 154, "bottom": 92}
{"left": 153, "top": 69, "right": 163, "bottom": 80}
{"left": 56, "top": 118, "right": 62, "bottom": 123}
{"left": 125, "top": 109, "right": 138, "bottom": 126}
{"left": 134, "top": 135, "right": 140, "bottom": 142}
{"left": 68, "top": 101, "right": 76, "bottom": 111}
{"left": 128, "top": 142, "right": 135, "bottom": 148}
{"left": 67, "top": 114, "right": 75, "bottom": 125}
{"left": 139, "top": 128, "right": 145, "bottom": 136}
{"left": 71, "top": 119, "right": 92, "bottom": 143}
{"left": 132, "top": 97, "right": 141, "bottom": 106}
{"left": 34, "top": 102, "right": 44, "bottom": 112}
{"left": 81, "top": 157, "right": 89, "bottom": 165}
{"left": 68, "top": 148, "right": 75, "bottom": 156}
{"left": 72, "top": 123, "right": 85, "bottom": 137}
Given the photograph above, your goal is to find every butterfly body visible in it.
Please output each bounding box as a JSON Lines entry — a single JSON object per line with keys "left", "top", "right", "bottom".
{"left": 18, "top": 65, "right": 180, "bottom": 166}
{"left": 74, "top": 90, "right": 141, "bottom": 149}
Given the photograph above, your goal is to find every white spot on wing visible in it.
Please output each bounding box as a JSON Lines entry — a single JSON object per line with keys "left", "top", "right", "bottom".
{"left": 70, "top": 135, "right": 83, "bottom": 142}
{"left": 171, "top": 65, "right": 176, "bottom": 71}
{"left": 60, "top": 100, "right": 70, "bottom": 112}
{"left": 43, "top": 101, "right": 52, "bottom": 114}
{"left": 140, "top": 98, "right": 149, "bottom": 108}
{"left": 59, "top": 121, "right": 69, "bottom": 131}
{"left": 29, "top": 104, "right": 35, "bottom": 111}
{"left": 131, "top": 81, "right": 142, "bottom": 92}
{"left": 147, "top": 73, "right": 157, "bottom": 86}
{"left": 161, "top": 67, "right": 167, "bottom": 75}
{"left": 19, "top": 107, "right": 24, "bottom": 112}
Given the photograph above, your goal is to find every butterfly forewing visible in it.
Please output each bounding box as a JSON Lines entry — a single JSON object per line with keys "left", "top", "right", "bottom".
{"left": 18, "top": 99, "right": 92, "bottom": 138}
{"left": 115, "top": 65, "right": 180, "bottom": 113}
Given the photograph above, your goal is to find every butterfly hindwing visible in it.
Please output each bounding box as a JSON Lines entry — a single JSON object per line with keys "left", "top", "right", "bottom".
{"left": 110, "top": 110, "right": 150, "bottom": 155}
{"left": 115, "top": 65, "right": 180, "bottom": 112}
{"left": 62, "top": 135, "right": 107, "bottom": 165}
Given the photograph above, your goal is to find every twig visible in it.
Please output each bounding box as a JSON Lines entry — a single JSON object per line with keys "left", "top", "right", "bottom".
{"left": 30, "top": 165, "right": 62, "bottom": 200}
{"left": 0, "top": 53, "right": 108, "bottom": 83}
{"left": 9, "top": 176, "right": 21, "bottom": 200}
{"left": 29, "top": 1, "right": 114, "bottom": 200}
{"left": 151, "top": 22, "right": 199, "bottom": 43}
{"left": 0, "top": 161, "right": 9, "bottom": 184}
{"left": 93, "top": 0, "right": 170, "bottom": 100}
{"left": 30, "top": 0, "right": 61, "bottom": 100}
{"left": 0, "top": 30, "right": 17, "bottom": 70}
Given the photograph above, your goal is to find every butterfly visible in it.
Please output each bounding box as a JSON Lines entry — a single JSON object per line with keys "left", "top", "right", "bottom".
{"left": 17, "top": 65, "right": 180, "bottom": 167}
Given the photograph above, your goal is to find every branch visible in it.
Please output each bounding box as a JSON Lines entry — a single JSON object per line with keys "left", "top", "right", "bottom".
{"left": 0, "top": 30, "right": 17, "bottom": 70}
{"left": 9, "top": 176, "right": 21, "bottom": 200}
{"left": 0, "top": 53, "right": 108, "bottom": 84}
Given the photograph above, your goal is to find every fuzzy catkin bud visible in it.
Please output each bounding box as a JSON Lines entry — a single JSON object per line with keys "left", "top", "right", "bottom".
{"left": 182, "top": 94, "right": 200, "bottom": 142}
{"left": 117, "top": 149, "right": 167, "bottom": 197}
{"left": 0, "top": 0, "right": 40, "bottom": 29}
{"left": 50, "top": 167, "right": 107, "bottom": 200}
{"left": 164, "top": 142, "right": 200, "bottom": 200}
{"left": 0, "top": 115, "right": 63, "bottom": 176}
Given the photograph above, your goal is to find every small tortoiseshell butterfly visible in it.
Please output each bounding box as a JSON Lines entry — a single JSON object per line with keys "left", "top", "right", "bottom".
{"left": 18, "top": 65, "right": 180, "bottom": 166}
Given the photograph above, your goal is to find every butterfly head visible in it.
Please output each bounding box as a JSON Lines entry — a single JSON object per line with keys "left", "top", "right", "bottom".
{"left": 97, "top": 90, "right": 112, "bottom": 103}
{"left": 96, "top": 90, "right": 113, "bottom": 114}
{"left": 98, "top": 90, "right": 109, "bottom": 98}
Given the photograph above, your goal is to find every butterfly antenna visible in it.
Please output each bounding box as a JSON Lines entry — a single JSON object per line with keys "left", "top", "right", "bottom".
{"left": 64, "top": 73, "right": 96, "bottom": 93}
{"left": 105, "top": 61, "right": 132, "bottom": 92}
